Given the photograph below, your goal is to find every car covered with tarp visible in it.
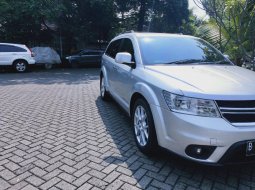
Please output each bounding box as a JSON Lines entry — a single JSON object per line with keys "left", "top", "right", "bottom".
{"left": 32, "top": 47, "right": 61, "bottom": 69}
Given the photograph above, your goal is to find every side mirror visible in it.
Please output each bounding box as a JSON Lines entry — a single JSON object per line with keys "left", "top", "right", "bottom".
{"left": 115, "top": 52, "right": 135, "bottom": 68}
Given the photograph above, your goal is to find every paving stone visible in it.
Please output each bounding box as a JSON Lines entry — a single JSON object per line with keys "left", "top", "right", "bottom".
{"left": 4, "top": 162, "right": 20, "bottom": 171}
{"left": 56, "top": 180, "right": 76, "bottom": 190}
{"left": 106, "top": 179, "right": 124, "bottom": 190}
{"left": 73, "top": 174, "right": 92, "bottom": 187}
{"left": 0, "top": 178, "right": 11, "bottom": 190}
{"left": 0, "top": 169, "right": 16, "bottom": 180}
{"left": 1, "top": 69, "right": 254, "bottom": 190}
{"left": 21, "top": 184, "right": 39, "bottom": 190}
{"left": 40, "top": 177, "right": 61, "bottom": 190}
{"left": 26, "top": 175, "right": 45, "bottom": 186}
{"left": 77, "top": 183, "right": 93, "bottom": 190}
{"left": 59, "top": 172, "right": 76, "bottom": 183}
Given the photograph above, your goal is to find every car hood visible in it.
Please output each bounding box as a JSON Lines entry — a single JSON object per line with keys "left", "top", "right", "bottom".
{"left": 145, "top": 65, "right": 255, "bottom": 100}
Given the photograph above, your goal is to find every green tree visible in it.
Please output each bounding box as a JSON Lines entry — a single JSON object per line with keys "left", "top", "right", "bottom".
{"left": 0, "top": 0, "right": 63, "bottom": 44}
{"left": 194, "top": 0, "right": 255, "bottom": 64}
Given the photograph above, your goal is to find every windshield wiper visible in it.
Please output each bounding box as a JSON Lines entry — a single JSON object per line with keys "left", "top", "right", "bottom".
{"left": 210, "top": 60, "right": 232, "bottom": 65}
{"left": 153, "top": 59, "right": 232, "bottom": 66}
{"left": 162, "top": 59, "right": 204, "bottom": 65}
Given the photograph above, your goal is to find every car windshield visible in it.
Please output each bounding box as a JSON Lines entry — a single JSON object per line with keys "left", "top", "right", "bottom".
{"left": 138, "top": 36, "right": 232, "bottom": 66}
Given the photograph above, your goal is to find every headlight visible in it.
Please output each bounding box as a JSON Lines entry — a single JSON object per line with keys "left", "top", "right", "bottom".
{"left": 162, "top": 91, "right": 220, "bottom": 117}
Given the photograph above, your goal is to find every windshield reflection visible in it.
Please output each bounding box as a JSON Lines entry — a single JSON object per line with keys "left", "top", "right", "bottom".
{"left": 138, "top": 36, "right": 233, "bottom": 66}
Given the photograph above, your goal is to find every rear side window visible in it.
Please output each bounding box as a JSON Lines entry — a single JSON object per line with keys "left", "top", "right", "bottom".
{"left": 105, "top": 39, "right": 122, "bottom": 58}
{"left": 0, "top": 45, "right": 27, "bottom": 53}
{"left": 119, "top": 38, "right": 135, "bottom": 62}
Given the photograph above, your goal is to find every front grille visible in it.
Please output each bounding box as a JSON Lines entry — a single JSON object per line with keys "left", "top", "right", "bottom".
{"left": 218, "top": 140, "right": 255, "bottom": 164}
{"left": 216, "top": 100, "right": 255, "bottom": 125}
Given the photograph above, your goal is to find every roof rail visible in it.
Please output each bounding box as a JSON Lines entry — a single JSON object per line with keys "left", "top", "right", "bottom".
{"left": 119, "top": 30, "right": 135, "bottom": 35}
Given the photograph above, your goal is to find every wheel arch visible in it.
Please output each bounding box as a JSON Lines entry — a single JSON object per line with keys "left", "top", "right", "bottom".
{"left": 100, "top": 66, "right": 109, "bottom": 90}
{"left": 130, "top": 83, "right": 160, "bottom": 116}
{"left": 12, "top": 59, "right": 28, "bottom": 66}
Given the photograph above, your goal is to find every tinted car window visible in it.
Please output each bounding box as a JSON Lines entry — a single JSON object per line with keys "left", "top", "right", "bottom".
{"left": 83, "top": 51, "right": 102, "bottom": 56}
{"left": 0, "top": 45, "right": 27, "bottom": 53}
{"left": 120, "top": 38, "right": 135, "bottom": 62}
{"left": 0, "top": 45, "right": 5, "bottom": 52}
{"left": 138, "top": 36, "right": 232, "bottom": 65}
{"left": 105, "top": 39, "right": 122, "bottom": 58}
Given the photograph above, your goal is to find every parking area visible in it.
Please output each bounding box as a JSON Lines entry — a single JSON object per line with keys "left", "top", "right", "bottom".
{"left": 0, "top": 69, "right": 255, "bottom": 190}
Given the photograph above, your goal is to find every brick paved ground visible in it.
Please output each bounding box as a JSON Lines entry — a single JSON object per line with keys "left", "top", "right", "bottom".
{"left": 0, "top": 68, "right": 255, "bottom": 190}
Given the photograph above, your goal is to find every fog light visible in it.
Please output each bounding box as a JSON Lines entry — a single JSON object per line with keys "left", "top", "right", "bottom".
{"left": 185, "top": 145, "right": 216, "bottom": 160}
{"left": 196, "top": 148, "right": 202, "bottom": 154}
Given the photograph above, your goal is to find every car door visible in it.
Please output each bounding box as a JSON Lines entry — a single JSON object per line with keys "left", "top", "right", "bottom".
{"left": 113, "top": 38, "right": 136, "bottom": 109}
{"left": 103, "top": 39, "right": 122, "bottom": 94}
{"left": 79, "top": 51, "right": 101, "bottom": 64}
{"left": 79, "top": 51, "right": 91, "bottom": 64}
{"left": 91, "top": 51, "right": 103, "bottom": 63}
{"left": 0, "top": 45, "right": 13, "bottom": 65}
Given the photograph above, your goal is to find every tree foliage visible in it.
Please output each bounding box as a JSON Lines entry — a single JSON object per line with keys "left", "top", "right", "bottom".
{"left": 0, "top": 0, "right": 190, "bottom": 54}
{"left": 194, "top": 0, "right": 255, "bottom": 63}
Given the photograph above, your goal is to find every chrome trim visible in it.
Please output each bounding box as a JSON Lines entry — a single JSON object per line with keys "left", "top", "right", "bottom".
{"left": 221, "top": 112, "right": 255, "bottom": 114}
{"left": 232, "top": 122, "right": 255, "bottom": 127}
{"left": 217, "top": 102, "right": 255, "bottom": 124}
{"left": 220, "top": 107, "right": 255, "bottom": 111}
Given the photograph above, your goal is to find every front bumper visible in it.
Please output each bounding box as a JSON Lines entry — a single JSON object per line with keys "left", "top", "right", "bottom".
{"left": 218, "top": 141, "right": 255, "bottom": 164}
{"left": 150, "top": 104, "right": 255, "bottom": 164}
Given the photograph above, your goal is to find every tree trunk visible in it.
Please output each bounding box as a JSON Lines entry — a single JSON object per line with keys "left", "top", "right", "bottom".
{"left": 137, "top": 0, "right": 146, "bottom": 31}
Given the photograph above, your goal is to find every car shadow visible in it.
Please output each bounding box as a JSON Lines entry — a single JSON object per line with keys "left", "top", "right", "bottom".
{"left": 95, "top": 96, "right": 255, "bottom": 189}
{"left": 0, "top": 68, "right": 99, "bottom": 86}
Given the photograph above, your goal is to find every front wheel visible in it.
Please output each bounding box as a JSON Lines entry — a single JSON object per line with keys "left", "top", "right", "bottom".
{"left": 100, "top": 75, "right": 110, "bottom": 101}
{"left": 14, "top": 60, "right": 28, "bottom": 73}
{"left": 132, "top": 98, "right": 158, "bottom": 155}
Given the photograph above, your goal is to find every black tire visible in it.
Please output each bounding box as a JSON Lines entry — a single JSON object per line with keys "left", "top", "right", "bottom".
{"left": 14, "top": 60, "right": 28, "bottom": 73}
{"left": 132, "top": 98, "right": 158, "bottom": 155}
{"left": 71, "top": 61, "right": 79, "bottom": 68}
{"left": 100, "top": 75, "right": 111, "bottom": 101}
{"left": 45, "top": 63, "right": 53, "bottom": 70}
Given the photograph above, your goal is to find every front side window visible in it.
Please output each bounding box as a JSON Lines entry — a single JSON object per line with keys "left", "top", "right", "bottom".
{"left": 105, "top": 39, "right": 122, "bottom": 58}
{"left": 83, "top": 52, "right": 102, "bottom": 56}
{"left": 119, "top": 38, "right": 135, "bottom": 62}
{"left": 0, "top": 45, "right": 5, "bottom": 52}
{"left": 138, "top": 36, "right": 232, "bottom": 66}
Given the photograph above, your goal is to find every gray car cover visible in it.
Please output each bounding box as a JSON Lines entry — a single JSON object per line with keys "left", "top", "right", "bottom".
{"left": 32, "top": 47, "right": 61, "bottom": 64}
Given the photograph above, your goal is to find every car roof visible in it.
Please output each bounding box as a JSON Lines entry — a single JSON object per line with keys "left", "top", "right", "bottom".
{"left": 0, "top": 43, "right": 26, "bottom": 48}
{"left": 114, "top": 32, "right": 196, "bottom": 40}
{"left": 0, "top": 43, "right": 26, "bottom": 47}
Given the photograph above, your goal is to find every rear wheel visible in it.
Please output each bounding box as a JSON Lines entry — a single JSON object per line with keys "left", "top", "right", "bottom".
{"left": 14, "top": 60, "right": 28, "bottom": 73}
{"left": 132, "top": 98, "right": 158, "bottom": 155}
{"left": 45, "top": 63, "right": 53, "bottom": 70}
{"left": 100, "top": 75, "right": 110, "bottom": 101}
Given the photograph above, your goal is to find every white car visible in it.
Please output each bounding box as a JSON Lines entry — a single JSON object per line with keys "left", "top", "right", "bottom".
{"left": 100, "top": 32, "right": 255, "bottom": 165}
{"left": 0, "top": 43, "right": 35, "bottom": 72}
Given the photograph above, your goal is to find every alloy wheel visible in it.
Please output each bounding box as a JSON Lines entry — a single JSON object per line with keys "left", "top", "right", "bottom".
{"left": 100, "top": 76, "right": 106, "bottom": 98}
{"left": 16, "top": 62, "right": 26, "bottom": 72}
{"left": 134, "top": 105, "right": 149, "bottom": 146}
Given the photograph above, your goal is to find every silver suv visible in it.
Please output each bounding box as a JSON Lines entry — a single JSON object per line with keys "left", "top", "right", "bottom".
{"left": 100, "top": 32, "right": 255, "bottom": 164}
